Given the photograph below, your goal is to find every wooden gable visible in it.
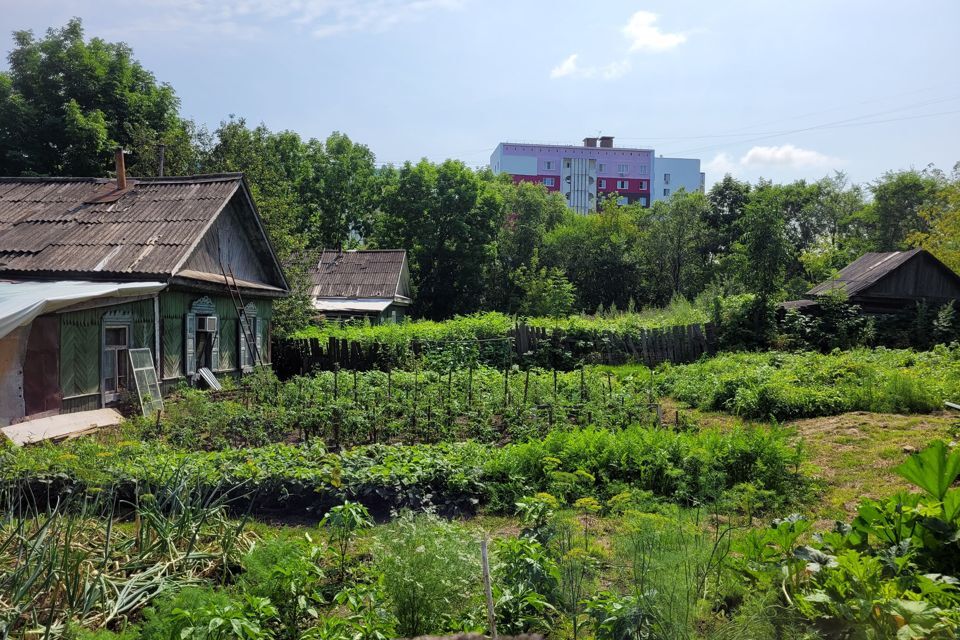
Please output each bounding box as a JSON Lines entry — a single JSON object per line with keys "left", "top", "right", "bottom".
{"left": 857, "top": 251, "right": 960, "bottom": 302}
{"left": 175, "top": 188, "right": 288, "bottom": 293}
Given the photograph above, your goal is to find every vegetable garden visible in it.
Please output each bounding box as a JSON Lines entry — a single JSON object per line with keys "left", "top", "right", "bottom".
{"left": 2, "top": 342, "right": 959, "bottom": 639}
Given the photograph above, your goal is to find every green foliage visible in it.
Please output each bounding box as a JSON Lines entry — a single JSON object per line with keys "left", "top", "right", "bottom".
{"left": 321, "top": 501, "right": 373, "bottom": 579}
{"left": 660, "top": 347, "right": 957, "bottom": 420}
{"left": 0, "top": 19, "right": 195, "bottom": 177}
{"left": 511, "top": 250, "right": 577, "bottom": 317}
{"left": 372, "top": 512, "right": 482, "bottom": 637}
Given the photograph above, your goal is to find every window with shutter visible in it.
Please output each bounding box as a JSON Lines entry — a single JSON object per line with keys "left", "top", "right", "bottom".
{"left": 184, "top": 313, "right": 197, "bottom": 376}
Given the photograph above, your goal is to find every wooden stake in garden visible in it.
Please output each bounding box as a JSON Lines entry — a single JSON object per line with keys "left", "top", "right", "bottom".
{"left": 481, "top": 537, "right": 498, "bottom": 640}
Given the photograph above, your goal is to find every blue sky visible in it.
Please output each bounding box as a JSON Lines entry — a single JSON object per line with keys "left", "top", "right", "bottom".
{"left": 2, "top": 0, "right": 959, "bottom": 186}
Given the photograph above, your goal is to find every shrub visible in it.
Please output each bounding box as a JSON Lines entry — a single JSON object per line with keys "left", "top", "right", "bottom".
{"left": 372, "top": 512, "right": 482, "bottom": 637}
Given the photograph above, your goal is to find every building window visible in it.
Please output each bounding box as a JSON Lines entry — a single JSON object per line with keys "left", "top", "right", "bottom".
{"left": 638, "top": 181, "right": 646, "bottom": 190}
{"left": 598, "top": 163, "right": 606, "bottom": 172}
{"left": 640, "top": 197, "right": 648, "bottom": 207}
{"left": 617, "top": 179, "right": 629, "bottom": 190}
{"left": 102, "top": 324, "right": 130, "bottom": 403}
{"left": 617, "top": 163, "right": 629, "bottom": 176}
{"left": 544, "top": 160, "right": 554, "bottom": 170}
{"left": 543, "top": 177, "right": 555, "bottom": 187}
{"left": 565, "top": 160, "right": 571, "bottom": 168}
{"left": 663, "top": 188, "right": 670, "bottom": 197}
{"left": 617, "top": 196, "right": 628, "bottom": 205}
{"left": 639, "top": 164, "right": 649, "bottom": 175}
{"left": 664, "top": 173, "right": 671, "bottom": 184}
{"left": 598, "top": 179, "right": 606, "bottom": 189}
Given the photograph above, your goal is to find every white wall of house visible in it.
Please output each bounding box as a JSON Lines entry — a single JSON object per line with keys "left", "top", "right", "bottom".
{"left": 652, "top": 157, "right": 704, "bottom": 202}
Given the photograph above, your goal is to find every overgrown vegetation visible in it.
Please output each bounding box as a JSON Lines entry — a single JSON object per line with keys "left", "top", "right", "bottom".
{"left": 658, "top": 345, "right": 960, "bottom": 420}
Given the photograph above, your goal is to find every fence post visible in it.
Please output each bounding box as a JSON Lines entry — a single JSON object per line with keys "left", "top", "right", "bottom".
{"left": 481, "top": 537, "right": 498, "bottom": 640}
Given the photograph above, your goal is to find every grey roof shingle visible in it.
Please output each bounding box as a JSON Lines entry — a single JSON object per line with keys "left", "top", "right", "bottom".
{"left": 310, "top": 249, "right": 406, "bottom": 299}
{"left": 0, "top": 175, "right": 241, "bottom": 278}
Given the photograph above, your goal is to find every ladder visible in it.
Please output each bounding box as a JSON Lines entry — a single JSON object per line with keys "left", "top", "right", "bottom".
{"left": 220, "top": 260, "right": 264, "bottom": 368}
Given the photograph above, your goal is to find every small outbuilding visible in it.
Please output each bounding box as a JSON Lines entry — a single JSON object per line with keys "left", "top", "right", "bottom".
{"left": 309, "top": 249, "right": 411, "bottom": 322}
{"left": 0, "top": 162, "right": 288, "bottom": 427}
{"left": 784, "top": 248, "right": 960, "bottom": 314}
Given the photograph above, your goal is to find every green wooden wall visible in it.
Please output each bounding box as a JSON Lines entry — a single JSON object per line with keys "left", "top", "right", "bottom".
{"left": 59, "top": 298, "right": 155, "bottom": 406}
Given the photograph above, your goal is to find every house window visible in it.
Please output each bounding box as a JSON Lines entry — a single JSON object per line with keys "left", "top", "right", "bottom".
{"left": 564, "top": 160, "right": 571, "bottom": 168}
{"left": 543, "top": 177, "right": 555, "bottom": 187}
{"left": 616, "top": 179, "right": 629, "bottom": 190}
{"left": 663, "top": 188, "right": 670, "bottom": 197}
{"left": 664, "top": 173, "right": 671, "bottom": 184}
{"left": 598, "top": 179, "right": 607, "bottom": 189}
{"left": 239, "top": 302, "right": 260, "bottom": 372}
{"left": 102, "top": 324, "right": 130, "bottom": 403}
{"left": 640, "top": 197, "right": 648, "bottom": 207}
{"left": 185, "top": 296, "right": 219, "bottom": 377}
{"left": 617, "top": 196, "right": 628, "bottom": 205}
{"left": 544, "top": 160, "right": 554, "bottom": 170}
{"left": 639, "top": 181, "right": 646, "bottom": 190}
{"left": 598, "top": 163, "right": 606, "bottom": 172}
{"left": 617, "top": 163, "right": 629, "bottom": 176}
{"left": 639, "top": 164, "right": 649, "bottom": 175}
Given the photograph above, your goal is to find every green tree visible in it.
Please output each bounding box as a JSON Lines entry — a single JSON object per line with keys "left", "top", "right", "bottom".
{"left": 706, "top": 174, "right": 751, "bottom": 257}
{"left": 859, "top": 169, "right": 941, "bottom": 251}
{"left": 372, "top": 160, "right": 504, "bottom": 319}
{"left": 301, "top": 132, "right": 379, "bottom": 248}
{"left": 0, "top": 19, "right": 194, "bottom": 176}
{"left": 642, "top": 189, "right": 712, "bottom": 303}
{"left": 909, "top": 163, "right": 960, "bottom": 273}
{"left": 542, "top": 204, "right": 646, "bottom": 312}
{"left": 512, "top": 250, "right": 577, "bottom": 317}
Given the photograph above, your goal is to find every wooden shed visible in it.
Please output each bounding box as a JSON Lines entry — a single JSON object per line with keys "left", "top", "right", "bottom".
{"left": 784, "top": 249, "right": 960, "bottom": 313}
{"left": 0, "top": 171, "right": 288, "bottom": 426}
{"left": 308, "top": 249, "right": 412, "bottom": 322}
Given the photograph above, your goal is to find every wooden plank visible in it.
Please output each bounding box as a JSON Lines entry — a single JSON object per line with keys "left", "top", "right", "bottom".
{"left": 2, "top": 408, "right": 123, "bottom": 446}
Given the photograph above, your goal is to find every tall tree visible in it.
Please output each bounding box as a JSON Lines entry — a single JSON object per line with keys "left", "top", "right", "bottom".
{"left": 0, "top": 19, "right": 193, "bottom": 176}
{"left": 372, "top": 160, "right": 504, "bottom": 319}
{"left": 860, "top": 169, "right": 941, "bottom": 251}
{"left": 642, "top": 189, "right": 712, "bottom": 303}
{"left": 910, "top": 163, "right": 960, "bottom": 273}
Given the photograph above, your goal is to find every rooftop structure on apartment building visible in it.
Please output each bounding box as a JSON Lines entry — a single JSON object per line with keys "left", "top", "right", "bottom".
{"left": 489, "top": 135, "right": 704, "bottom": 214}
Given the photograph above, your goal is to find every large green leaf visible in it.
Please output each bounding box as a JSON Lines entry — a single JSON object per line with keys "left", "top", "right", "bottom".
{"left": 893, "top": 440, "right": 960, "bottom": 501}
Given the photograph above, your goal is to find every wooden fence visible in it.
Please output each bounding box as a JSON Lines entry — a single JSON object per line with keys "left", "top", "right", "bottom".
{"left": 274, "top": 321, "right": 715, "bottom": 377}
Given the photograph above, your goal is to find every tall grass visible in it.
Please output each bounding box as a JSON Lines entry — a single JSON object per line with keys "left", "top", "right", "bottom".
{"left": 0, "top": 469, "right": 255, "bottom": 637}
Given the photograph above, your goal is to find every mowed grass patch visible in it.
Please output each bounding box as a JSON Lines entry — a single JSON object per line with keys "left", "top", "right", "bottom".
{"left": 788, "top": 411, "right": 959, "bottom": 522}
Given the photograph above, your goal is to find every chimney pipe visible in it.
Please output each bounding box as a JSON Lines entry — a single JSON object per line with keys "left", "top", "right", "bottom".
{"left": 599, "top": 136, "right": 614, "bottom": 148}
{"left": 583, "top": 137, "right": 598, "bottom": 148}
{"left": 158, "top": 143, "right": 166, "bottom": 177}
{"left": 114, "top": 147, "right": 127, "bottom": 190}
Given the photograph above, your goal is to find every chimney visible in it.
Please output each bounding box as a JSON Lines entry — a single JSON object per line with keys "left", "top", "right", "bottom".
{"left": 599, "top": 136, "right": 614, "bottom": 148}
{"left": 114, "top": 147, "right": 127, "bottom": 190}
{"left": 583, "top": 137, "right": 598, "bottom": 148}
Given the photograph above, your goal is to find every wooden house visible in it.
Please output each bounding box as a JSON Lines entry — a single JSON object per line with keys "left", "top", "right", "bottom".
{"left": 0, "top": 163, "right": 288, "bottom": 427}
{"left": 782, "top": 249, "right": 960, "bottom": 314}
{"left": 309, "top": 249, "right": 411, "bottom": 322}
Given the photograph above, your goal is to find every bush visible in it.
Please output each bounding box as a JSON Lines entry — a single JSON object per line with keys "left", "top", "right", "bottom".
{"left": 372, "top": 512, "right": 482, "bottom": 637}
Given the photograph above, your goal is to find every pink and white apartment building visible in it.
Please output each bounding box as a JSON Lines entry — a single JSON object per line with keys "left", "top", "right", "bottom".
{"left": 490, "top": 136, "right": 703, "bottom": 214}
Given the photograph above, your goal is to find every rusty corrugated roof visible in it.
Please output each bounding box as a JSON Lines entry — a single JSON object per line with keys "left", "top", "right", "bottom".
{"left": 0, "top": 175, "right": 242, "bottom": 278}
{"left": 309, "top": 249, "right": 406, "bottom": 299}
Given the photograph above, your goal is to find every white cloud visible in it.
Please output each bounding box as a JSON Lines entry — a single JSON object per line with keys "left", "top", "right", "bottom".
{"left": 130, "top": 0, "right": 462, "bottom": 39}
{"left": 550, "top": 54, "right": 580, "bottom": 79}
{"left": 705, "top": 152, "right": 738, "bottom": 176}
{"left": 622, "top": 11, "right": 686, "bottom": 52}
{"left": 550, "top": 54, "right": 631, "bottom": 80}
{"left": 740, "top": 144, "right": 836, "bottom": 168}
{"left": 549, "top": 10, "right": 688, "bottom": 80}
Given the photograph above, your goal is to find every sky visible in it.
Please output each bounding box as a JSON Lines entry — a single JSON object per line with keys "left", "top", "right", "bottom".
{"left": 1, "top": 0, "right": 959, "bottom": 187}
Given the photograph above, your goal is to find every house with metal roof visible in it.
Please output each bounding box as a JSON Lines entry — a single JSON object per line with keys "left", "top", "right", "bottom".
{"left": 309, "top": 249, "right": 411, "bottom": 322}
{"left": 0, "top": 154, "right": 288, "bottom": 428}
{"left": 782, "top": 248, "right": 960, "bottom": 314}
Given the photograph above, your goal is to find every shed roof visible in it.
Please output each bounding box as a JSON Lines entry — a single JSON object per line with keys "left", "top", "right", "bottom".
{"left": 310, "top": 250, "right": 408, "bottom": 300}
{"left": 0, "top": 174, "right": 275, "bottom": 283}
{"left": 806, "top": 249, "right": 924, "bottom": 297}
